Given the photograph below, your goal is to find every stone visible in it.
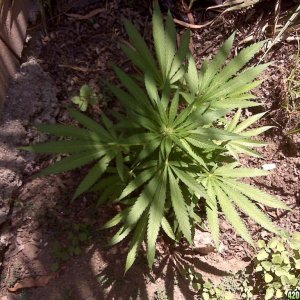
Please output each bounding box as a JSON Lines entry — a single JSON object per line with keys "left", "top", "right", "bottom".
{"left": 0, "top": 208, "right": 9, "bottom": 225}
{"left": 193, "top": 230, "right": 215, "bottom": 255}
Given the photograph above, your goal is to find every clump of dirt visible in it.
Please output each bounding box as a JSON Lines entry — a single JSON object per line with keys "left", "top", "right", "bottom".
{"left": 0, "top": 57, "right": 58, "bottom": 296}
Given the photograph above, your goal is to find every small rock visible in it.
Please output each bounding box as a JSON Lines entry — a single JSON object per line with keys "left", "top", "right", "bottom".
{"left": 218, "top": 242, "right": 226, "bottom": 253}
{"left": 262, "top": 163, "right": 276, "bottom": 171}
{"left": 93, "top": 23, "right": 100, "bottom": 29}
{"left": 194, "top": 230, "right": 215, "bottom": 255}
{"left": 22, "top": 243, "right": 40, "bottom": 260}
{"left": 0, "top": 208, "right": 9, "bottom": 225}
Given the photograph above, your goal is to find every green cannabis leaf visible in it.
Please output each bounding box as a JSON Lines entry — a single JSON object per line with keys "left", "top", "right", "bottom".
{"left": 22, "top": 3, "right": 289, "bottom": 272}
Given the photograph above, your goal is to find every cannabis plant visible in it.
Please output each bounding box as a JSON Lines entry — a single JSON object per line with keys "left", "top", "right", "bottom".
{"left": 22, "top": 3, "right": 290, "bottom": 271}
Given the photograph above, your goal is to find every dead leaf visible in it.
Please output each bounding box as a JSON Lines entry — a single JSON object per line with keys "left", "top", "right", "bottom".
{"left": 173, "top": 18, "right": 215, "bottom": 29}
{"left": 58, "top": 64, "right": 98, "bottom": 72}
{"left": 65, "top": 8, "right": 106, "bottom": 20}
{"left": 7, "top": 273, "right": 57, "bottom": 292}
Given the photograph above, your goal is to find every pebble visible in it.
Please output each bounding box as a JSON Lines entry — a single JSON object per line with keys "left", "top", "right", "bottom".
{"left": 262, "top": 163, "right": 276, "bottom": 170}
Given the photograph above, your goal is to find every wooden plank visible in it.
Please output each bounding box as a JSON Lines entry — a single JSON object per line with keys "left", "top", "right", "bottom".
{"left": 0, "top": 0, "right": 31, "bottom": 107}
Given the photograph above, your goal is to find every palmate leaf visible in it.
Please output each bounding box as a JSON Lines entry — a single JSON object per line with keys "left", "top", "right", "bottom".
{"left": 185, "top": 136, "right": 220, "bottom": 150}
{"left": 225, "top": 110, "right": 271, "bottom": 158}
{"left": 206, "top": 180, "right": 219, "bottom": 248}
{"left": 91, "top": 174, "right": 120, "bottom": 192}
{"left": 213, "top": 41, "right": 265, "bottom": 86}
{"left": 189, "top": 128, "right": 241, "bottom": 141}
{"left": 100, "top": 208, "right": 130, "bottom": 230}
{"left": 227, "top": 143, "right": 262, "bottom": 159}
{"left": 164, "top": 11, "right": 177, "bottom": 79}
{"left": 203, "top": 163, "right": 289, "bottom": 246}
{"left": 211, "top": 98, "right": 260, "bottom": 110}
{"left": 145, "top": 72, "right": 159, "bottom": 104}
{"left": 171, "top": 136, "right": 206, "bottom": 167}
{"left": 125, "top": 212, "right": 148, "bottom": 273}
{"left": 186, "top": 54, "right": 199, "bottom": 94}
{"left": 241, "top": 126, "right": 273, "bottom": 137}
{"left": 123, "top": 18, "right": 158, "bottom": 80}
{"left": 113, "top": 66, "right": 149, "bottom": 107}
{"left": 125, "top": 171, "right": 161, "bottom": 227}
{"left": 200, "top": 32, "right": 235, "bottom": 91}
{"left": 107, "top": 84, "right": 145, "bottom": 116}
{"left": 234, "top": 112, "right": 267, "bottom": 133}
{"left": 169, "top": 30, "right": 190, "bottom": 82}
{"left": 133, "top": 140, "right": 161, "bottom": 164}
{"left": 119, "top": 167, "right": 157, "bottom": 200}
{"left": 34, "top": 124, "right": 102, "bottom": 141}
{"left": 109, "top": 225, "right": 133, "bottom": 247}
{"left": 213, "top": 181, "right": 254, "bottom": 245}
{"left": 147, "top": 168, "right": 167, "bottom": 266}
{"left": 21, "top": 109, "right": 123, "bottom": 203}
{"left": 168, "top": 168, "right": 192, "bottom": 244}
{"left": 123, "top": 2, "right": 190, "bottom": 87}
{"left": 152, "top": 2, "right": 165, "bottom": 78}
{"left": 171, "top": 166, "right": 207, "bottom": 198}
{"left": 72, "top": 153, "right": 115, "bottom": 200}
{"left": 198, "top": 36, "right": 266, "bottom": 101}
{"left": 203, "top": 64, "right": 270, "bottom": 101}
{"left": 168, "top": 92, "right": 179, "bottom": 124}
{"left": 219, "top": 183, "right": 282, "bottom": 235}
{"left": 222, "top": 178, "right": 290, "bottom": 210}
{"left": 214, "top": 167, "right": 270, "bottom": 178}
{"left": 37, "top": 150, "right": 106, "bottom": 176}
{"left": 153, "top": 2, "right": 190, "bottom": 83}
{"left": 20, "top": 140, "right": 107, "bottom": 154}
{"left": 97, "top": 183, "right": 124, "bottom": 206}
{"left": 227, "top": 108, "right": 242, "bottom": 132}
{"left": 228, "top": 80, "right": 263, "bottom": 96}
{"left": 161, "top": 217, "right": 176, "bottom": 241}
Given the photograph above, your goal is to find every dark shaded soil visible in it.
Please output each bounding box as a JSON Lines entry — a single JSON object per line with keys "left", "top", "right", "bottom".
{"left": 0, "top": 0, "right": 299, "bottom": 299}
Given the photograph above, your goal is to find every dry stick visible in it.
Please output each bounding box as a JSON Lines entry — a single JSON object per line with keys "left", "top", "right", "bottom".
{"left": 58, "top": 64, "right": 98, "bottom": 72}
{"left": 258, "top": 3, "right": 300, "bottom": 64}
{"left": 207, "top": 0, "right": 260, "bottom": 14}
{"left": 65, "top": 8, "right": 106, "bottom": 20}
{"left": 173, "top": 18, "right": 215, "bottom": 29}
{"left": 273, "top": 0, "right": 281, "bottom": 36}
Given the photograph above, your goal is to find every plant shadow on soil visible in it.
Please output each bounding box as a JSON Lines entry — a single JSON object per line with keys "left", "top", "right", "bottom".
{"left": 1, "top": 175, "right": 232, "bottom": 300}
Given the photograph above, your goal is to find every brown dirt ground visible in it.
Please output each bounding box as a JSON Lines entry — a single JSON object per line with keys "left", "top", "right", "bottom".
{"left": 0, "top": 0, "right": 299, "bottom": 299}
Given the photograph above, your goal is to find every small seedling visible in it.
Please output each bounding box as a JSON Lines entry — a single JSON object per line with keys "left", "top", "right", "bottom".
{"left": 183, "top": 266, "right": 235, "bottom": 299}
{"left": 255, "top": 233, "right": 300, "bottom": 299}
{"left": 72, "top": 84, "right": 98, "bottom": 111}
{"left": 154, "top": 287, "right": 169, "bottom": 300}
{"left": 51, "top": 223, "right": 92, "bottom": 271}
